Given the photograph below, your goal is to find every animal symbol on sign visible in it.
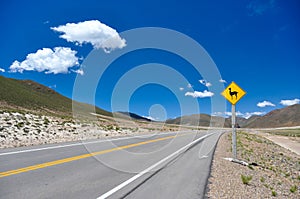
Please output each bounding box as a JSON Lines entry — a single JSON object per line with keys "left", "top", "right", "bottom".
{"left": 228, "top": 88, "right": 238, "bottom": 100}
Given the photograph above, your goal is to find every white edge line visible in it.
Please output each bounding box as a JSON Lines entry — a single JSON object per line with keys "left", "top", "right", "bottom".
{"left": 97, "top": 132, "right": 214, "bottom": 199}
{"left": 0, "top": 131, "right": 185, "bottom": 156}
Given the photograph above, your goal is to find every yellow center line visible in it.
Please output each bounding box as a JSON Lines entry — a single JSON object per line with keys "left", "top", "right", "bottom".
{"left": 0, "top": 133, "right": 190, "bottom": 178}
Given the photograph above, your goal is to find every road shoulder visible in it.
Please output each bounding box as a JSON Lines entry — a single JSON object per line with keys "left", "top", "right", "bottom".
{"left": 262, "top": 135, "right": 300, "bottom": 156}
{"left": 206, "top": 131, "right": 300, "bottom": 198}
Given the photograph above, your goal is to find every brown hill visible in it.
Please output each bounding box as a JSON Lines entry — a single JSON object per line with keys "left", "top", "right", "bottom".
{"left": 224, "top": 117, "right": 249, "bottom": 128}
{"left": 167, "top": 104, "right": 300, "bottom": 128}
{"left": 166, "top": 114, "right": 225, "bottom": 127}
{"left": 245, "top": 104, "right": 300, "bottom": 128}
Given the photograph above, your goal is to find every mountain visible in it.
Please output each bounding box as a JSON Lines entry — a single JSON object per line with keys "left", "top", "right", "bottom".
{"left": 1, "top": 76, "right": 299, "bottom": 128}
{"left": 244, "top": 104, "right": 300, "bottom": 128}
{"left": 166, "top": 114, "right": 226, "bottom": 127}
{"left": 114, "top": 111, "right": 152, "bottom": 121}
{"left": 167, "top": 105, "right": 300, "bottom": 128}
{"left": 224, "top": 117, "right": 256, "bottom": 128}
{"left": 0, "top": 76, "right": 112, "bottom": 117}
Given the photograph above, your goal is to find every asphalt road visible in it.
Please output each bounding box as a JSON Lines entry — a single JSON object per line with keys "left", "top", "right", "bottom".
{"left": 0, "top": 130, "right": 223, "bottom": 199}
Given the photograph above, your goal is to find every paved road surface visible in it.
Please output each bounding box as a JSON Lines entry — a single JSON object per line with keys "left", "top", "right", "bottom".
{"left": 0, "top": 130, "right": 223, "bottom": 199}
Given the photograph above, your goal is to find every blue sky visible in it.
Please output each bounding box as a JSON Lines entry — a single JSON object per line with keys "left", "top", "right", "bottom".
{"left": 1, "top": 0, "right": 299, "bottom": 120}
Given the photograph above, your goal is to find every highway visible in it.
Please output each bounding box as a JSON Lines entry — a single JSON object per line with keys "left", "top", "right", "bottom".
{"left": 0, "top": 130, "right": 223, "bottom": 199}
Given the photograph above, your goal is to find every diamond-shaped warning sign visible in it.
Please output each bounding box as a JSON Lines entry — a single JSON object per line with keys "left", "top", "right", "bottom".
{"left": 221, "top": 82, "right": 246, "bottom": 105}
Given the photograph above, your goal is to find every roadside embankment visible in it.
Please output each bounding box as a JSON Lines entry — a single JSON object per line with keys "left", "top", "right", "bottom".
{"left": 207, "top": 131, "right": 300, "bottom": 198}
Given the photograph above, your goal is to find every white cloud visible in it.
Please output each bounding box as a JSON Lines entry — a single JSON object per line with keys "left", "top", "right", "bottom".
{"left": 72, "top": 68, "right": 84, "bottom": 76}
{"left": 212, "top": 112, "right": 223, "bottom": 117}
{"left": 222, "top": 111, "right": 244, "bottom": 117}
{"left": 9, "top": 47, "right": 79, "bottom": 74}
{"left": 257, "top": 100, "right": 275, "bottom": 108}
{"left": 185, "top": 90, "right": 214, "bottom": 98}
{"left": 280, "top": 98, "right": 300, "bottom": 106}
{"left": 199, "top": 79, "right": 212, "bottom": 87}
{"left": 179, "top": 87, "right": 184, "bottom": 91}
{"left": 187, "top": 83, "right": 193, "bottom": 88}
{"left": 0, "top": 68, "right": 5, "bottom": 73}
{"left": 213, "top": 111, "right": 265, "bottom": 119}
{"left": 243, "top": 112, "right": 265, "bottom": 119}
{"left": 219, "top": 79, "right": 226, "bottom": 83}
{"left": 51, "top": 20, "right": 126, "bottom": 53}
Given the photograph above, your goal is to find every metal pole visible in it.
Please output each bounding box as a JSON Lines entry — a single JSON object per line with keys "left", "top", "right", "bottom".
{"left": 232, "top": 104, "right": 237, "bottom": 159}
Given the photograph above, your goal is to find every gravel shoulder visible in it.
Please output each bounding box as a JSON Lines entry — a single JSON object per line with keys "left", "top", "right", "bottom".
{"left": 262, "top": 135, "right": 300, "bottom": 156}
{"left": 207, "top": 131, "right": 300, "bottom": 198}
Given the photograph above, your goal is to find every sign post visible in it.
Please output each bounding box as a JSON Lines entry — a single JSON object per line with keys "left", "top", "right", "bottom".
{"left": 221, "top": 81, "right": 246, "bottom": 160}
{"left": 232, "top": 104, "right": 237, "bottom": 159}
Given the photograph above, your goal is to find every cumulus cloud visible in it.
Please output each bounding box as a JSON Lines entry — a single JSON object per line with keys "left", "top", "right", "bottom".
{"left": 199, "top": 79, "right": 212, "bottom": 87}
{"left": 179, "top": 87, "right": 184, "bottom": 91}
{"left": 280, "top": 98, "right": 300, "bottom": 106}
{"left": 0, "top": 68, "right": 5, "bottom": 73}
{"left": 257, "top": 100, "right": 275, "bottom": 108}
{"left": 9, "top": 47, "right": 79, "bottom": 74}
{"left": 185, "top": 90, "right": 214, "bottom": 98}
{"left": 219, "top": 79, "right": 226, "bottom": 83}
{"left": 51, "top": 20, "right": 126, "bottom": 53}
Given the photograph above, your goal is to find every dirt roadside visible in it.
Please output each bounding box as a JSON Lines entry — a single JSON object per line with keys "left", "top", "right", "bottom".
{"left": 262, "top": 135, "right": 300, "bottom": 156}
{"left": 207, "top": 131, "right": 300, "bottom": 198}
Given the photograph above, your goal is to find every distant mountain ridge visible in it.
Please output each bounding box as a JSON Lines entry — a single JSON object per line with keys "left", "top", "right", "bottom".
{"left": 244, "top": 104, "right": 300, "bottom": 128}
{"left": 115, "top": 111, "right": 152, "bottom": 122}
{"left": 167, "top": 104, "right": 300, "bottom": 128}
{"left": 1, "top": 76, "right": 299, "bottom": 128}
{"left": 166, "top": 114, "right": 226, "bottom": 127}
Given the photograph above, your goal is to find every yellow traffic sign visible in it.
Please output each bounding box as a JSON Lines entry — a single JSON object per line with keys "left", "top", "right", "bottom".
{"left": 221, "top": 82, "right": 246, "bottom": 105}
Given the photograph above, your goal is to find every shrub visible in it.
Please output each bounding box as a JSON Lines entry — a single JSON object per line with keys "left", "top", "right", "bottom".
{"left": 44, "top": 118, "right": 50, "bottom": 125}
{"left": 290, "top": 185, "right": 297, "bottom": 193}
{"left": 241, "top": 175, "right": 252, "bottom": 185}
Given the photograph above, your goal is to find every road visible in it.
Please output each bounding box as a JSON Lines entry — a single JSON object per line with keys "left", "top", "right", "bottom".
{"left": 0, "top": 130, "right": 223, "bottom": 199}
{"left": 264, "top": 135, "right": 300, "bottom": 155}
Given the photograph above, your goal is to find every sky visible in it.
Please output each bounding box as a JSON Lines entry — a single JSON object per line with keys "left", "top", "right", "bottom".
{"left": 0, "top": 0, "right": 299, "bottom": 120}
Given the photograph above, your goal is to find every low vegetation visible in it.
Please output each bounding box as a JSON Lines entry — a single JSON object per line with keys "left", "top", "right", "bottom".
{"left": 241, "top": 174, "right": 252, "bottom": 185}
{"left": 263, "top": 128, "right": 300, "bottom": 137}
{"left": 290, "top": 185, "right": 297, "bottom": 193}
{"left": 224, "top": 131, "right": 300, "bottom": 197}
{"left": 0, "top": 76, "right": 112, "bottom": 118}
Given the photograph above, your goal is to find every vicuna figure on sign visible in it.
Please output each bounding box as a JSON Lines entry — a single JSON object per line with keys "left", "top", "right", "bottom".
{"left": 229, "top": 88, "right": 238, "bottom": 99}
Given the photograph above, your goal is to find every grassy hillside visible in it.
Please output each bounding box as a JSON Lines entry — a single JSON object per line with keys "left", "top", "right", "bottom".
{"left": 0, "top": 76, "right": 111, "bottom": 117}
